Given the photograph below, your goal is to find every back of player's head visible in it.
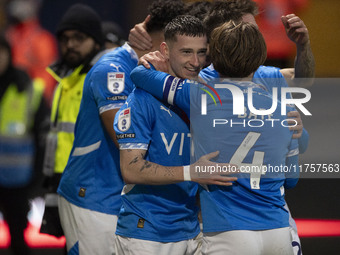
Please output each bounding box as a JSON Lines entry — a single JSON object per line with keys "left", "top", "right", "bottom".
{"left": 204, "top": 0, "right": 258, "bottom": 38}
{"left": 209, "top": 21, "right": 267, "bottom": 78}
{"left": 164, "top": 15, "right": 206, "bottom": 43}
{"left": 185, "top": 1, "right": 212, "bottom": 21}
{"left": 146, "top": 0, "right": 186, "bottom": 34}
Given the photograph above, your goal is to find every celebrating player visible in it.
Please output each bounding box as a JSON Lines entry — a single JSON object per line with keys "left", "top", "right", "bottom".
{"left": 131, "top": 21, "right": 300, "bottom": 255}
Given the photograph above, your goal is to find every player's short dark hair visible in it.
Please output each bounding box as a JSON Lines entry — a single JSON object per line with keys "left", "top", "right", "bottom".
{"left": 209, "top": 21, "right": 266, "bottom": 78}
{"left": 164, "top": 15, "right": 206, "bottom": 43}
{"left": 204, "top": 0, "right": 258, "bottom": 38}
{"left": 146, "top": 0, "right": 186, "bottom": 33}
{"left": 185, "top": 1, "right": 212, "bottom": 21}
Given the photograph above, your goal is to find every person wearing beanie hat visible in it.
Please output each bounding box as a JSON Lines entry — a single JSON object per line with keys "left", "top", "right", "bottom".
{"left": 57, "top": 1, "right": 187, "bottom": 254}
{"left": 55, "top": 3, "right": 103, "bottom": 69}
{"left": 56, "top": 3, "right": 104, "bottom": 47}
{"left": 39, "top": 4, "right": 106, "bottom": 248}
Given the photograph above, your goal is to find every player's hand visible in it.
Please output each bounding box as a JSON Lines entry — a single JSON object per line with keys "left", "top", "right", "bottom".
{"left": 128, "top": 15, "right": 152, "bottom": 51}
{"left": 190, "top": 151, "right": 238, "bottom": 186}
{"left": 138, "top": 51, "right": 169, "bottom": 72}
{"left": 287, "top": 111, "right": 303, "bottom": 139}
{"left": 281, "top": 14, "right": 310, "bottom": 47}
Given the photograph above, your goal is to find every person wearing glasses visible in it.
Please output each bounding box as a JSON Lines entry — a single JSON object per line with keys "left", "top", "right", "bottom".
{"left": 40, "top": 3, "right": 105, "bottom": 244}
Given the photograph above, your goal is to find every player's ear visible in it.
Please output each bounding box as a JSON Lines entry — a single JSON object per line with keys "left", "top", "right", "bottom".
{"left": 160, "top": 42, "right": 169, "bottom": 60}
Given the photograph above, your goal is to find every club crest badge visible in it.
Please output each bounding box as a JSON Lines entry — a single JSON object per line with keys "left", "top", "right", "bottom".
{"left": 107, "top": 72, "right": 125, "bottom": 94}
{"left": 118, "top": 107, "right": 131, "bottom": 132}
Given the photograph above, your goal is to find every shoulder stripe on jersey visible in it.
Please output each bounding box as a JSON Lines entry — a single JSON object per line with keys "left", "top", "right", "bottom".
{"left": 72, "top": 141, "right": 101, "bottom": 156}
{"left": 99, "top": 103, "right": 124, "bottom": 114}
{"left": 287, "top": 148, "right": 299, "bottom": 157}
{"left": 119, "top": 143, "right": 148, "bottom": 150}
{"left": 163, "top": 75, "right": 185, "bottom": 105}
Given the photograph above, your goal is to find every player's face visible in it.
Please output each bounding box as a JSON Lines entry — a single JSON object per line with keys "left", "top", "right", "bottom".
{"left": 167, "top": 35, "right": 207, "bottom": 80}
{"left": 59, "top": 30, "right": 100, "bottom": 68}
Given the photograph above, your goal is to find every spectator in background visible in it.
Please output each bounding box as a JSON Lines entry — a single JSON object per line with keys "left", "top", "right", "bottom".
{"left": 102, "top": 21, "right": 126, "bottom": 50}
{"left": 0, "top": 34, "right": 49, "bottom": 255}
{"left": 40, "top": 4, "right": 105, "bottom": 245}
{"left": 254, "top": 0, "right": 309, "bottom": 68}
{"left": 5, "top": 0, "right": 58, "bottom": 105}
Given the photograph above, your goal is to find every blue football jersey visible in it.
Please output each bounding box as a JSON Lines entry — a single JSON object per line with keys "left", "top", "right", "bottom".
{"left": 113, "top": 89, "right": 200, "bottom": 242}
{"left": 200, "top": 64, "right": 288, "bottom": 96}
{"left": 200, "top": 64, "right": 309, "bottom": 154}
{"left": 130, "top": 66, "right": 299, "bottom": 232}
{"left": 57, "top": 43, "right": 138, "bottom": 215}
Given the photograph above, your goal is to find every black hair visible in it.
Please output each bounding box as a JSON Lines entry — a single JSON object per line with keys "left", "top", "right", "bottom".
{"left": 186, "top": 1, "right": 212, "bottom": 21}
{"left": 164, "top": 15, "right": 206, "bottom": 42}
{"left": 204, "top": 0, "right": 258, "bottom": 38}
{"left": 146, "top": 0, "right": 186, "bottom": 33}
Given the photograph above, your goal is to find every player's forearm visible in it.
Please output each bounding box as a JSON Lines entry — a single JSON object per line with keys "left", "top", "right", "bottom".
{"left": 130, "top": 65, "right": 166, "bottom": 100}
{"left": 298, "top": 128, "right": 309, "bottom": 154}
{"left": 101, "top": 109, "right": 120, "bottom": 148}
{"left": 284, "top": 155, "right": 300, "bottom": 189}
{"left": 120, "top": 154, "right": 184, "bottom": 185}
{"left": 294, "top": 42, "right": 315, "bottom": 79}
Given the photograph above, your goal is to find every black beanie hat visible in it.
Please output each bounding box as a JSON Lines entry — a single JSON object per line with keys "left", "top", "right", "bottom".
{"left": 57, "top": 4, "right": 104, "bottom": 46}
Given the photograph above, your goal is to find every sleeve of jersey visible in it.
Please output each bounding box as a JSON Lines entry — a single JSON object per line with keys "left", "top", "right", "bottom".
{"left": 113, "top": 94, "right": 151, "bottom": 150}
{"left": 91, "top": 62, "right": 134, "bottom": 114}
{"left": 298, "top": 128, "right": 309, "bottom": 154}
{"left": 130, "top": 65, "right": 191, "bottom": 115}
{"left": 254, "top": 65, "right": 290, "bottom": 94}
{"left": 284, "top": 137, "right": 300, "bottom": 189}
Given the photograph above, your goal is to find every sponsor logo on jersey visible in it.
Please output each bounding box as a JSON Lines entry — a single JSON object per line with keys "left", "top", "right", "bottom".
{"left": 118, "top": 107, "right": 131, "bottom": 132}
{"left": 110, "top": 63, "right": 121, "bottom": 71}
{"left": 160, "top": 132, "right": 191, "bottom": 156}
{"left": 107, "top": 72, "right": 125, "bottom": 94}
{"left": 116, "top": 133, "right": 136, "bottom": 139}
{"left": 106, "top": 95, "right": 128, "bottom": 101}
{"left": 160, "top": 105, "right": 172, "bottom": 117}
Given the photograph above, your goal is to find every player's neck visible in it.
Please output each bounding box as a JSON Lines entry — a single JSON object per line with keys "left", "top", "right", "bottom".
{"left": 220, "top": 72, "right": 254, "bottom": 81}
{"left": 131, "top": 32, "right": 165, "bottom": 60}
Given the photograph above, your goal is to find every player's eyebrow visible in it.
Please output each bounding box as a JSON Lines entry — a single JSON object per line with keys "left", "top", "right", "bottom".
{"left": 180, "top": 47, "right": 207, "bottom": 52}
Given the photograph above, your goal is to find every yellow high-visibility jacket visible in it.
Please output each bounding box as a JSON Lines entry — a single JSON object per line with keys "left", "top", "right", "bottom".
{"left": 44, "top": 65, "right": 86, "bottom": 175}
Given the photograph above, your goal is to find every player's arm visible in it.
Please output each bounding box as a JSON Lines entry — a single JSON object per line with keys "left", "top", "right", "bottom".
{"left": 91, "top": 64, "right": 131, "bottom": 148}
{"left": 298, "top": 128, "right": 309, "bottom": 154}
{"left": 100, "top": 109, "right": 120, "bottom": 148}
{"left": 284, "top": 130, "right": 300, "bottom": 189}
{"left": 286, "top": 110, "right": 309, "bottom": 152}
{"left": 280, "top": 14, "right": 315, "bottom": 87}
{"left": 138, "top": 50, "right": 168, "bottom": 72}
{"left": 130, "top": 65, "right": 191, "bottom": 115}
{"left": 128, "top": 15, "right": 152, "bottom": 51}
{"left": 284, "top": 154, "right": 300, "bottom": 189}
{"left": 120, "top": 148, "right": 238, "bottom": 186}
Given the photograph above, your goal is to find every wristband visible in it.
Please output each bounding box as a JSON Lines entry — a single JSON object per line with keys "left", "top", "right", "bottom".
{"left": 183, "top": 165, "right": 191, "bottom": 181}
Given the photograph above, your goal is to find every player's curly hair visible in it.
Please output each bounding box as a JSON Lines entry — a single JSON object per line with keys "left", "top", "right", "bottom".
{"left": 209, "top": 21, "right": 266, "bottom": 78}
{"left": 164, "top": 15, "right": 206, "bottom": 43}
{"left": 146, "top": 0, "right": 186, "bottom": 33}
{"left": 185, "top": 1, "right": 212, "bottom": 21}
{"left": 204, "top": 0, "right": 258, "bottom": 38}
